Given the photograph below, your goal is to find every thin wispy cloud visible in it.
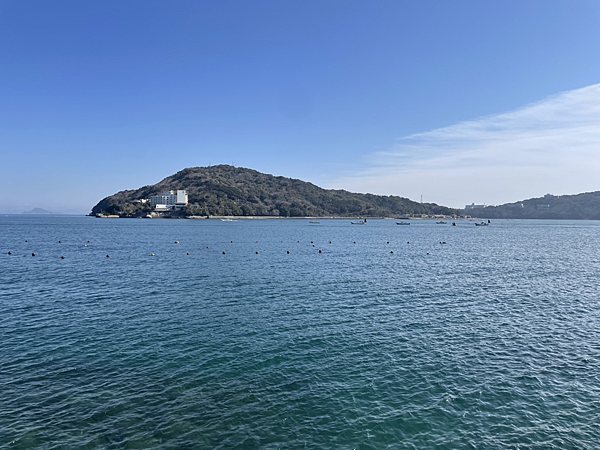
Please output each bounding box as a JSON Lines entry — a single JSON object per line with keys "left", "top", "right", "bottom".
{"left": 330, "top": 84, "right": 600, "bottom": 208}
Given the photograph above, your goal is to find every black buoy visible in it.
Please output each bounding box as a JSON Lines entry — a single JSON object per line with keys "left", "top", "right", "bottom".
{"left": 286, "top": 250, "right": 290, "bottom": 254}
{"left": 222, "top": 251, "right": 226, "bottom": 255}
{"left": 231, "top": 241, "right": 233, "bottom": 243}
{"left": 106, "top": 255, "right": 110, "bottom": 258}
{"left": 32, "top": 253, "right": 35, "bottom": 257}
{"left": 175, "top": 241, "right": 180, "bottom": 244}
{"left": 390, "top": 251, "right": 394, "bottom": 254}
{"left": 59, "top": 241, "right": 62, "bottom": 244}
{"left": 8, "top": 251, "right": 12, "bottom": 255}
{"left": 255, "top": 251, "right": 258, "bottom": 254}
{"left": 318, "top": 249, "right": 322, "bottom": 253}
{"left": 353, "top": 241, "right": 356, "bottom": 244}
{"left": 186, "top": 252, "right": 190, "bottom": 255}
{"left": 25, "top": 240, "right": 28, "bottom": 243}
{"left": 387, "top": 241, "right": 389, "bottom": 244}
{"left": 61, "top": 256, "right": 65, "bottom": 259}
{"left": 329, "top": 241, "right": 332, "bottom": 244}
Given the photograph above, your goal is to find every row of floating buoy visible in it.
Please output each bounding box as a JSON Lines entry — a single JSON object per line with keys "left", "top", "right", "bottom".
{"left": 8, "top": 238, "right": 449, "bottom": 259}
{"left": 14, "top": 239, "right": 434, "bottom": 246}
{"left": 9, "top": 239, "right": 441, "bottom": 249}
{"left": 7, "top": 252, "right": 109, "bottom": 258}
{"left": 7, "top": 247, "right": 447, "bottom": 259}
{"left": 8, "top": 240, "right": 440, "bottom": 253}
{"left": 21, "top": 240, "right": 91, "bottom": 244}
{"left": 10, "top": 239, "right": 93, "bottom": 258}
{"left": 6, "top": 242, "right": 437, "bottom": 254}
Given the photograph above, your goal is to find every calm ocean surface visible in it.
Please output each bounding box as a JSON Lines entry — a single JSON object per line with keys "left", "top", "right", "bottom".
{"left": 1, "top": 216, "right": 599, "bottom": 449}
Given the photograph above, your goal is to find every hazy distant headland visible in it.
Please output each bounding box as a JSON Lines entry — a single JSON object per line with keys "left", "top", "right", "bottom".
{"left": 22, "top": 208, "right": 54, "bottom": 215}
{"left": 91, "top": 165, "right": 459, "bottom": 218}
{"left": 471, "top": 192, "right": 600, "bottom": 220}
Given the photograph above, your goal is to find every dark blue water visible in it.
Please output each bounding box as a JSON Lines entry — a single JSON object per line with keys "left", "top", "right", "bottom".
{"left": 1, "top": 216, "right": 599, "bottom": 449}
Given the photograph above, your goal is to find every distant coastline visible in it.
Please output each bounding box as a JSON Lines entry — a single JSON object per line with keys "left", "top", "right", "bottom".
{"left": 92, "top": 214, "right": 486, "bottom": 221}
{"left": 22, "top": 208, "right": 54, "bottom": 215}
{"left": 89, "top": 165, "right": 600, "bottom": 221}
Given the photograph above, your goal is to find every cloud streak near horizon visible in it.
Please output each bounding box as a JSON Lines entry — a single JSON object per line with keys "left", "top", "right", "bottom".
{"left": 331, "top": 83, "right": 600, "bottom": 208}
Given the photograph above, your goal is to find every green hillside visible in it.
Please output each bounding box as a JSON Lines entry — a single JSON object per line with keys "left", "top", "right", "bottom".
{"left": 91, "top": 165, "right": 458, "bottom": 218}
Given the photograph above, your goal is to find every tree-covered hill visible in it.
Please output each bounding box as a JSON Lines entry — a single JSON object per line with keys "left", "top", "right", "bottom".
{"left": 474, "top": 192, "right": 600, "bottom": 220}
{"left": 91, "top": 165, "right": 459, "bottom": 217}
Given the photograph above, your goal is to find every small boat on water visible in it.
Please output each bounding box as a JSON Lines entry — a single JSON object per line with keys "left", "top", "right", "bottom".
{"left": 309, "top": 221, "right": 320, "bottom": 224}
{"left": 436, "top": 221, "right": 447, "bottom": 224}
{"left": 351, "top": 220, "right": 366, "bottom": 225}
{"left": 474, "top": 221, "right": 488, "bottom": 226}
{"left": 220, "top": 218, "right": 236, "bottom": 222}
{"left": 396, "top": 221, "right": 410, "bottom": 225}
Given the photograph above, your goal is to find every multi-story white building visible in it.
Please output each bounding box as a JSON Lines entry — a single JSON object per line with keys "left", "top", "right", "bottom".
{"left": 150, "top": 190, "right": 188, "bottom": 210}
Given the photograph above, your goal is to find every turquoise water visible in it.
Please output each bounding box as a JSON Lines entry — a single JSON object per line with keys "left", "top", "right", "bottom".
{"left": 1, "top": 216, "right": 599, "bottom": 449}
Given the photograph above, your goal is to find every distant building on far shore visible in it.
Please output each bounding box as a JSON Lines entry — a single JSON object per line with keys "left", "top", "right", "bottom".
{"left": 150, "top": 190, "right": 188, "bottom": 210}
{"left": 464, "top": 203, "right": 486, "bottom": 210}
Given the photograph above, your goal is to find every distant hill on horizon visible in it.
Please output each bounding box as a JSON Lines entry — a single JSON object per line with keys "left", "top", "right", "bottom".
{"left": 473, "top": 191, "right": 600, "bottom": 220}
{"left": 22, "top": 208, "right": 54, "bottom": 215}
{"left": 91, "top": 165, "right": 459, "bottom": 218}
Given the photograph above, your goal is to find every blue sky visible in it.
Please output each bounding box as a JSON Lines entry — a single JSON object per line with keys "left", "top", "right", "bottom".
{"left": 2, "top": 0, "right": 600, "bottom": 213}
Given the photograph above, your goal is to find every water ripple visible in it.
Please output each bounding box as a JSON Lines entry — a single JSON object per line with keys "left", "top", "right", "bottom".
{"left": 1, "top": 217, "right": 600, "bottom": 448}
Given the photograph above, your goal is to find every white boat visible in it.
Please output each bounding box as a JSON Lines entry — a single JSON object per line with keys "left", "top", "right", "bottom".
{"left": 474, "top": 221, "right": 489, "bottom": 226}
{"left": 396, "top": 221, "right": 410, "bottom": 225}
{"left": 220, "top": 218, "right": 236, "bottom": 222}
{"left": 436, "top": 221, "right": 447, "bottom": 224}
{"left": 351, "top": 220, "right": 366, "bottom": 225}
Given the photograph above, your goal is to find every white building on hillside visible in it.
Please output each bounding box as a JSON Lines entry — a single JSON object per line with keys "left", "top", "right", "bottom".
{"left": 150, "top": 190, "right": 188, "bottom": 210}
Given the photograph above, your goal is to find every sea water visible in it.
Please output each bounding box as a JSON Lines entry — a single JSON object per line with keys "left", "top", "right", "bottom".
{"left": 1, "top": 216, "right": 599, "bottom": 449}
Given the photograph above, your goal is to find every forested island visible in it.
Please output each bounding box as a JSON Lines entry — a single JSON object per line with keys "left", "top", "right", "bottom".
{"left": 91, "top": 165, "right": 458, "bottom": 218}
